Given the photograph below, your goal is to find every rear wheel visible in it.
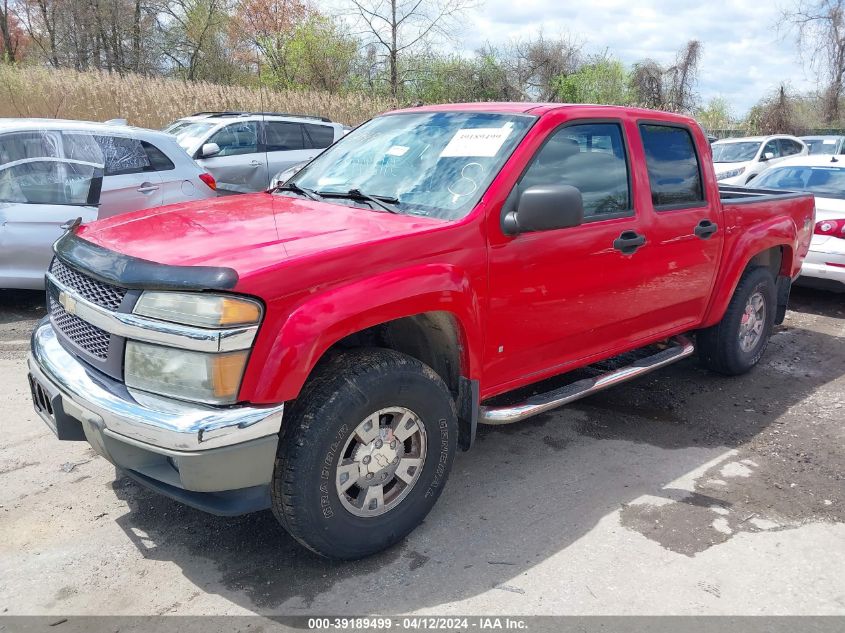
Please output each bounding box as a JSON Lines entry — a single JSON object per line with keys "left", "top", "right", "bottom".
{"left": 271, "top": 348, "right": 458, "bottom": 559}
{"left": 697, "top": 266, "right": 776, "bottom": 375}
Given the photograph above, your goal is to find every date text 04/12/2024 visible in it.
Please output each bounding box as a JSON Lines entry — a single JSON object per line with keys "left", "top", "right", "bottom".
{"left": 306, "top": 617, "right": 528, "bottom": 630}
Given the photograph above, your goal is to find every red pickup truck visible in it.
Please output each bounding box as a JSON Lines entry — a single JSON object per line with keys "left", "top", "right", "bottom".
{"left": 28, "top": 103, "right": 814, "bottom": 559}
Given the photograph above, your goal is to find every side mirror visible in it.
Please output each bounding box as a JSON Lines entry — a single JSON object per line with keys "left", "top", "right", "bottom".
{"left": 502, "top": 184, "right": 584, "bottom": 235}
{"left": 200, "top": 142, "right": 221, "bottom": 158}
{"left": 761, "top": 151, "right": 775, "bottom": 161}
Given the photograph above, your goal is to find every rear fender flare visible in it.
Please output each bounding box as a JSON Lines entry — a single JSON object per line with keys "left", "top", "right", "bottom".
{"left": 702, "top": 217, "right": 795, "bottom": 327}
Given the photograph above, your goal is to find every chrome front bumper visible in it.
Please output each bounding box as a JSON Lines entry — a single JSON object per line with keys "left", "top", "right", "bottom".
{"left": 29, "top": 321, "right": 284, "bottom": 452}
{"left": 27, "top": 321, "right": 284, "bottom": 512}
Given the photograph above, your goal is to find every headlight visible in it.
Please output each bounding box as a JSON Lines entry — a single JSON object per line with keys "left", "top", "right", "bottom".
{"left": 125, "top": 341, "right": 249, "bottom": 405}
{"left": 133, "top": 292, "right": 261, "bottom": 328}
{"left": 717, "top": 167, "right": 746, "bottom": 180}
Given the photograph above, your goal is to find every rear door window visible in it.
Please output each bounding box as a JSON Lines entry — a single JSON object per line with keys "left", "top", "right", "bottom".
{"left": 778, "top": 139, "right": 801, "bottom": 156}
{"left": 520, "top": 121, "right": 631, "bottom": 219}
{"left": 305, "top": 124, "right": 335, "bottom": 149}
{"left": 265, "top": 122, "right": 306, "bottom": 151}
{"left": 639, "top": 124, "right": 705, "bottom": 209}
{"left": 91, "top": 135, "right": 149, "bottom": 176}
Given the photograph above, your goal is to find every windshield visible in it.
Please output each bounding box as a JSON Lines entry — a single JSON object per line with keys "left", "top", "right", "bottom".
{"left": 711, "top": 141, "right": 761, "bottom": 163}
{"left": 750, "top": 165, "right": 845, "bottom": 199}
{"left": 287, "top": 111, "right": 535, "bottom": 220}
{"left": 164, "top": 121, "right": 215, "bottom": 155}
{"left": 803, "top": 138, "right": 841, "bottom": 155}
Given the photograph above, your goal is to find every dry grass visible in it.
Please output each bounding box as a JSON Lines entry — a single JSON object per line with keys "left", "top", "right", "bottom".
{"left": 0, "top": 66, "right": 393, "bottom": 128}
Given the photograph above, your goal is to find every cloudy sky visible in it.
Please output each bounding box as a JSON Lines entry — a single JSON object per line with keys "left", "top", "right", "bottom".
{"left": 460, "top": 0, "right": 817, "bottom": 114}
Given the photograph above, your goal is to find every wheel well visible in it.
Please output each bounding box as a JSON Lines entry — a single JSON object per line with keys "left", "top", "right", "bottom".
{"left": 747, "top": 246, "right": 784, "bottom": 278}
{"left": 325, "top": 311, "right": 463, "bottom": 395}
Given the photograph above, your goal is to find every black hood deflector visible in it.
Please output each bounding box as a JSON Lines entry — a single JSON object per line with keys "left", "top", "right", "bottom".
{"left": 53, "top": 232, "right": 239, "bottom": 291}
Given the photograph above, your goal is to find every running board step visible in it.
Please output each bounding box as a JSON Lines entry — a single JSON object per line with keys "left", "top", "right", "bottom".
{"left": 479, "top": 335, "right": 695, "bottom": 425}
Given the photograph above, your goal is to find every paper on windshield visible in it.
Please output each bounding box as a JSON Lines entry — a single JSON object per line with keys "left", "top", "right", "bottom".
{"left": 440, "top": 125, "right": 513, "bottom": 158}
{"left": 823, "top": 139, "right": 837, "bottom": 144}
{"left": 387, "top": 145, "right": 409, "bottom": 156}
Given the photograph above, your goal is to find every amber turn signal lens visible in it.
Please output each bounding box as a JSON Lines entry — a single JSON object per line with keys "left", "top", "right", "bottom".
{"left": 219, "top": 298, "right": 262, "bottom": 327}
{"left": 211, "top": 350, "right": 250, "bottom": 399}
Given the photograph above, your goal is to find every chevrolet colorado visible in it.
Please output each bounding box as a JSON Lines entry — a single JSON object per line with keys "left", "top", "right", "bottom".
{"left": 27, "top": 104, "right": 815, "bottom": 559}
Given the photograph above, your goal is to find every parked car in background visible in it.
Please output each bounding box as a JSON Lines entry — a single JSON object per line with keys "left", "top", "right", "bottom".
{"left": 163, "top": 112, "right": 348, "bottom": 194}
{"left": 0, "top": 119, "right": 217, "bottom": 289}
{"left": 747, "top": 155, "right": 845, "bottom": 291}
{"left": 800, "top": 135, "right": 845, "bottom": 156}
{"left": 711, "top": 135, "right": 807, "bottom": 185}
{"left": 270, "top": 161, "right": 308, "bottom": 190}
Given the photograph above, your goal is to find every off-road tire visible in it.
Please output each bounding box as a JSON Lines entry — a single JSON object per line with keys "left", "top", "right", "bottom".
{"left": 271, "top": 348, "right": 458, "bottom": 559}
{"left": 697, "top": 266, "right": 776, "bottom": 376}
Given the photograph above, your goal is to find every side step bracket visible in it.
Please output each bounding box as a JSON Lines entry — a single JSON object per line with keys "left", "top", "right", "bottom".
{"left": 478, "top": 336, "right": 695, "bottom": 425}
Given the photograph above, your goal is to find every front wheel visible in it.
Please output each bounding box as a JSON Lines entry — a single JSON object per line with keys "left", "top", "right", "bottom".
{"left": 697, "top": 266, "right": 776, "bottom": 375}
{"left": 271, "top": 348, "right": 458, "bottom": 559}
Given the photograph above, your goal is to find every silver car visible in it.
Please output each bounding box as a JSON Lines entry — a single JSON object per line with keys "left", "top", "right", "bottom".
{"left": 0, "top": 119, "right": 217, "bottom": 289}
{"left": 163, "top": 112, "right": 348, "bottom": 194}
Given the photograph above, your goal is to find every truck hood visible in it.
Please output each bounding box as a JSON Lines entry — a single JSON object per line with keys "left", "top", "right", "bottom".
{"left": 77, "top": 193, "right": 446, "bottom": 279}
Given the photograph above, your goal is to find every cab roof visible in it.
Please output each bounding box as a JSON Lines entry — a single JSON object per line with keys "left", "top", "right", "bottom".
{"left": 389, "top": 102, "right": 699, "bottom": 123}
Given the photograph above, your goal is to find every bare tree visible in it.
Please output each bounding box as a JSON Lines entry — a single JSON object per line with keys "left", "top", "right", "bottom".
{"left": 630, "top": 40, "right": 701, "bottom": 112}
{"left": 156, "top": 0, "right": 232, "bottom": 80}
{"left": 16, "top": 0, "right": 159, "bottom": 71}
{"left": 498, "top": 32, "right": 581, "bottom": 101}
{"left": 0, "top": 0, "right": 22, "bottom": 62}
{"left": 782, "top": 0, "right": 845, "bottom": 123}
{"left": 346, "top": 0, "right": 473, "bottom": 98}
{"left": 630, "top": 59, "right": 665, "bottom": 108}
{"left": 746, "top": 84, "right": 804, "bottom": 135}
{"left": 666, "top": 39, "right": 701, "bottom": 112}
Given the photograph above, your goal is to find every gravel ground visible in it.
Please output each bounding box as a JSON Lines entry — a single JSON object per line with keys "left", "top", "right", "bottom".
{"left": 0, "top": 286, "right": 843, "bottom": 616}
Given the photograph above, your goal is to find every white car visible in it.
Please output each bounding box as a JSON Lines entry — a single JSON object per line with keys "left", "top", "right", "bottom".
{"left": 747, "top": 155, "right": 845, "bottom": 291}
{"left": 801, "top": 135, "right": 845, "bottom": 155}
{"left": 163, "top": 112, "right": 349, "bottom": 194}
{"left": 1, "top": 119, "right": 217, "bottom": 289}
{"left": 712, "top": 135, "right": 807, "bottom": 186}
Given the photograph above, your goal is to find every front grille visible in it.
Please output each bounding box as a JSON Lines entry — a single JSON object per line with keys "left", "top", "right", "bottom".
{"left": 48, "top": 295, "right": 111, "bottom": 360}
{"left": 49, "top": 258, "right": 127, "bottom": 311}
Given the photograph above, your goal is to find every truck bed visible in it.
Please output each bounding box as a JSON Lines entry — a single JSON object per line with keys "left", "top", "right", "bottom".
{"left": 719, "top": 185, "right": 811, "bottom": 205}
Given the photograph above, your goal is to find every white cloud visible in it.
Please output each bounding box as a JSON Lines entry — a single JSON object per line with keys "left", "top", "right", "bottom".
{"left": 459, "top": 0, "right": 817, "bottom": 113}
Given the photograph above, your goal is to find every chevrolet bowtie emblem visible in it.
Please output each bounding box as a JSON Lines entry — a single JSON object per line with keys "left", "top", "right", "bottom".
{"left": 58, "top": 291, "right": 77, "bottom": 316}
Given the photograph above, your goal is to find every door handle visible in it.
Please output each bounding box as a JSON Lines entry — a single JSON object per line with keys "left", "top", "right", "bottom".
{"left": 249, "top": 160, "right": 262, "bottom": 167}
{"left": 694, "top": 219, "right": 718, "bottom": 240}
{"left": 613, "top": 230, "right": 646, "bottom": 255}
{"left": 137, "top": 183, "right": 159, "bottom": 194}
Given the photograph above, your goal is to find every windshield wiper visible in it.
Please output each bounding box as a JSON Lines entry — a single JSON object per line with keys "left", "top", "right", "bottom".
{"left": 272, "top": 181, "right": 321, "bottom": 201}
{"left": 316, "top": 188, "right": 400, "bottom": 213}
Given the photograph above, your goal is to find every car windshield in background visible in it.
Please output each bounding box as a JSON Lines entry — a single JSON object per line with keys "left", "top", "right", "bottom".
{"left": 165, "top": 121, "right": 215, "bottom": 155}
{"left": 711, "top": 141, "right": 761, "bottom": 163}
{"left": 287, "top": 111, "right": 535, "bottom": 220}
{"left": 750, "top": 165, "right": 845, "bottom": 199}
{"left": 803, "top": 138, "right": 841, "bottom": 155}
